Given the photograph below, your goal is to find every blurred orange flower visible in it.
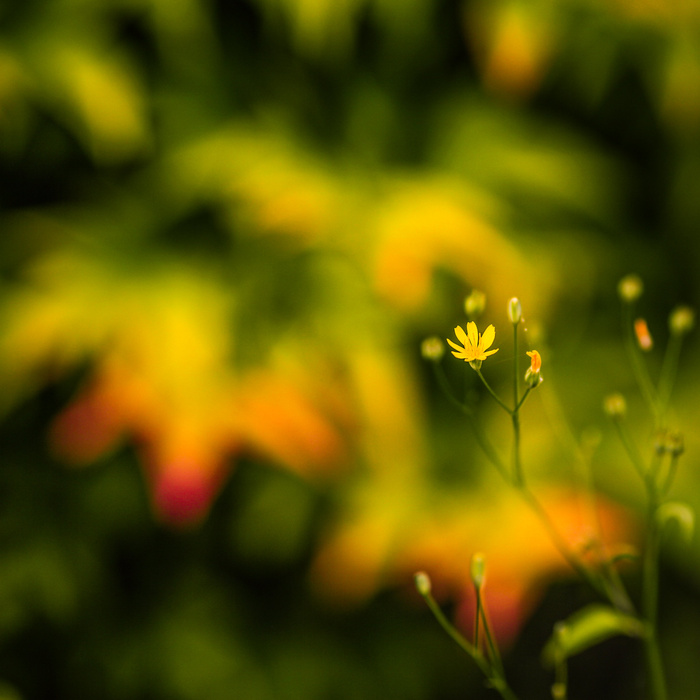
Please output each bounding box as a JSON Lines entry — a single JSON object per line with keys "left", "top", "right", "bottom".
{"left": 0, "top": 249, "right": 349, "bottom": 525}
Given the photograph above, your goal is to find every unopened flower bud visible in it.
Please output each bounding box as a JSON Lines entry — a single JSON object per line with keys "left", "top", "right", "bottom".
{"left": 604, "top": 393, "right": 627, "bottom": 419}
{"left": 618, "top": 274, "right": 643, "bottom": 303}
{"left": 508, "top": 297, "right": 522, "bottom": 324}
{"left": 414, "top": 571, "right": 432, "bottom": 596}
{"left": 669, "top": 306, "right": 695, "bottom": 336}
{"left": 470, "top": 553, "right": 486, "bottom": 589}
{"left": 464, "top": 289, "right": 486, "bottom": 319}
{"left": 634, "top": 318, "right": 653, "bottom": 351}
{"left": 667, "top": 432, "right": 685, "bottom": 457}
{"left": 421, "top": 336, "right": 445, "bottom": 362}
{"left": 524, "top": 350, "right": 543, "bottom": 387}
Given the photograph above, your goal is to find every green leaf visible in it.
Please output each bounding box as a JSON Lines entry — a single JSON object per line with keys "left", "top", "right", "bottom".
{"left": 543, "top": 605, "right": 645, "bottom": 665}
{"left": 657, "top": 501, "right": 695, "bottom": 543}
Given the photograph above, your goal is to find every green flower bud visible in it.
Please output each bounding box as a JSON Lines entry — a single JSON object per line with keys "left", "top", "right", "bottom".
{"left": 470, "top": 552, "right": 486, "bottom": 589}
{"left": 508, "top": 297, "right": 522, "bottom": 324}
{"left": 604, "top": 393, "right": 627, "bottom": 419}
{"left": 667, "top": 432, "right": 685, "bottom": 457}
{"left": 414, "top": 571, "right": 432, "bottom": 596}
{"left": 421, "top": 336, "right": 445, "bottom": 362}
{"left": 618, "top": 274, "right": 643, "bottom": 303}
{"left": 524, "top": 350, "right": 543, "bottom": 388}
{"left": 464, "top": 289, "right": 486, "bottom": 319}
{"left": 669, "top": 306, "right": 695, "bottom": 336}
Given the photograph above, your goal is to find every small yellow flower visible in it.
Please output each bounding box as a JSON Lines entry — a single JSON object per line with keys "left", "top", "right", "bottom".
{"left": 447, "top": 322, "right": 499, "bottom": 366}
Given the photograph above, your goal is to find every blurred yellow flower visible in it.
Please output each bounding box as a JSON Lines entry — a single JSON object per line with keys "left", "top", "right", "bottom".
{"left": 447, "top": 322, "right": 499, "bottom": 363}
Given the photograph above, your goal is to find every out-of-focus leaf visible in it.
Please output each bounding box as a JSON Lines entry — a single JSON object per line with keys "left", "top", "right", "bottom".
{"left": 431, "top": 98, "right": 622, "bottom": 223}
{"left": 16, "top": 23, "right": 150, "bottom": 164}
{"left": 657, "top": 37, "right": 700, "bottom": 134}
{"left": 254, "top": 0, "right": 366, "bottom": 57}
{"left": 657, "top": 501, "right": 695, "bottom": 543}
{"left": 542, "top": 604, "right": 645, "bottom": 665}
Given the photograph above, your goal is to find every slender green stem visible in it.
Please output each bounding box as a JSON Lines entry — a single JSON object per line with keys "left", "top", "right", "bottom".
{"left": 512, "top": 324, "right": 520, "bottom": 414}
{"left": 622, "top": 303, "right": 659, "bottom": 421}
{"left": 422, "top": 592, "right": 484, "bottom": 667}
{"left": 657, "top": 333, "right": 683, "bottom": 426}
{"left": 539, "top": 378, "right": 636, "bottom": 613}
{"left": 474, "top": 588, "right": 482, "bottom": 651}
{"left": 512, "top": 326, "right": 524, "bottom": 487}
{"left": 648, "top": 447, "right": 664, "bottom": 484}
{"left": 432, "top": 362, "right": 475, "bottom": 417}
{"left": 479, "top": 602, "right": 504, "bottom": 677}
{"left": 514, "top": 385, "right": 532, "bottom": 412}
{"left": 511, "top": 410, "right": 523, "bottom": 488}
{"left": 432, "top": 364, "right": 510, "bottom": 481}
{"left": 475, "top": 369, "right": 512, "bottom": 415}
{"left": 553, "top": 640, "right": 568, "bottom": 700}
{"left": 420, "top": 591, "right": 519, "bottom": 700}
{"left": 517, "top": 486, "right": 610, "bottom": 601}
{"left": 660, "top": 455, "right": 680, "bottom": 497}
{"left": 612, "top": 419, "right": 648, "bottom": 482}
{"left": 642, "top": 486, "right": 667, "bottom": 700}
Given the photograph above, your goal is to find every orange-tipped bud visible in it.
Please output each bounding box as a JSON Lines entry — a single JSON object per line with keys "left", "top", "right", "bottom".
{"left": 634, "top": 318, "right": 653, "bottom": 351}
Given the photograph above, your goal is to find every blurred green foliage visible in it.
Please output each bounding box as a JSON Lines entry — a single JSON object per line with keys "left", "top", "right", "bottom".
{"left": 1, "top": 0, "right": 700, "bottom": 698}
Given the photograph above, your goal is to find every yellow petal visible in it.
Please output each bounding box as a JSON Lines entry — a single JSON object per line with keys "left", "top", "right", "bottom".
{"left": 446, "top": 338, "right": 463, "bottom": 352}
{"left": 481, "top": 324, "right": 496, "bottom": 350}
{"left": 454, "top": 325, "right": 469, "bottom": 346}
{"left": 466, "top": 322, "right": 479, "bottom": 347}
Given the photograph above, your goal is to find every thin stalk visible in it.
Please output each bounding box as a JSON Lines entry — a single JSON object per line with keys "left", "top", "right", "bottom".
{"left": 474, "top": 588, "right": 482, "bottom": 651}
{"left": 511, "top": 410, "right": 523, "bottom": 488}
{"left": 537, "top": 373, "right": 635, "bottom": 613}
{"left": 514, "top": 385, "right": 532, "bottom": 412}
{"left": 517, "top": 486, "right": 610, "bottom": 601}
{"left": 479, "top": 601, "right": 504, "bottom": 677}
{"left": 432, "top": 362, "right": 475, "bottom": 417}
{"left": 513, "top": 323, "right": 520, "bottom": 411}
{"left": 612, "top": 419, "right": 648, "bottom": 482}
{"left": 660, "top": 455, "right": 680, "bottom": 497}
{"left": 420, "top": 591, "right": 518, "bottom": 700}
{"left": 642, "top": 486, "right": 667, "bottom": 700}
{"left": 432, "top": 364, "right": 510, "bottom": 482}
{"left": 512, "top": 324, "right": 524, "bottom": 487}
{"left": 657, "top": 333, "right": 683, "bottom": 426}
{"left": 622, "top": 303, "right": 659, "bottom": 421}
{"left": 475, "top": 369, "right": 513, "bottom": 415}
